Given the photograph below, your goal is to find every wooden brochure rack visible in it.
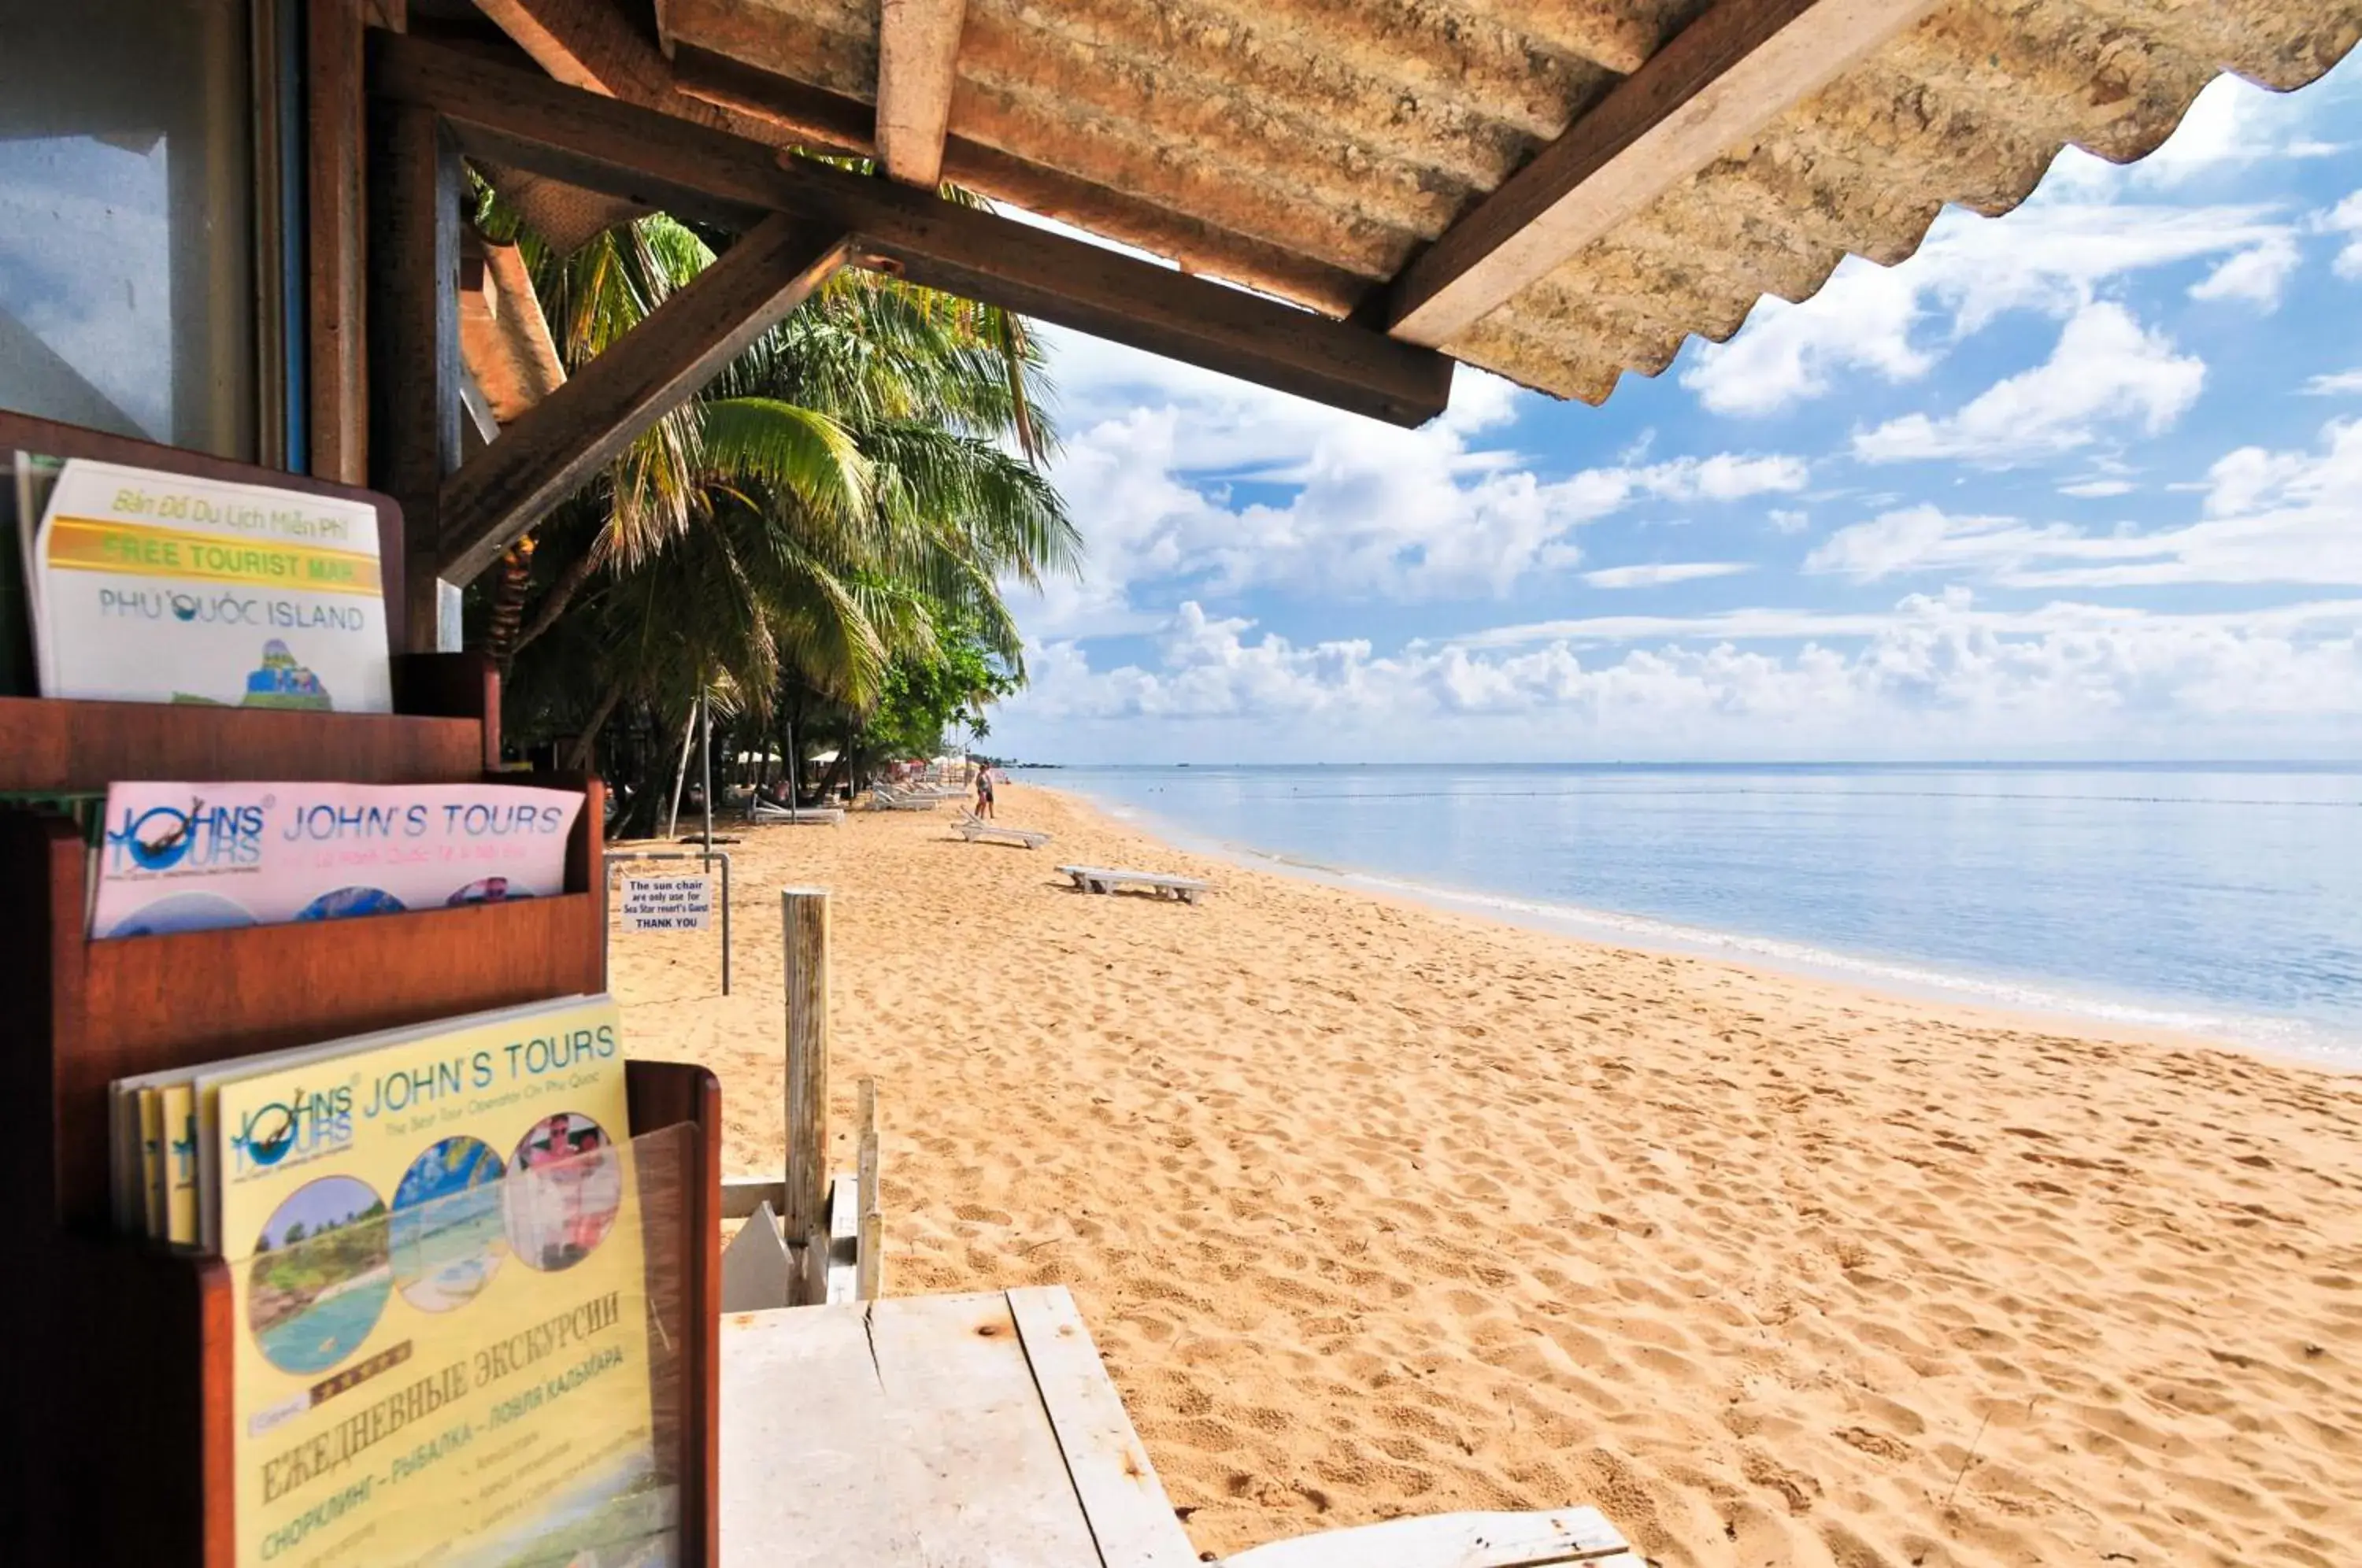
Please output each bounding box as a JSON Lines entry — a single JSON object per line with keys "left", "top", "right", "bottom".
{"left": 0, "top": 412, "right": 720, "bottom": 1564}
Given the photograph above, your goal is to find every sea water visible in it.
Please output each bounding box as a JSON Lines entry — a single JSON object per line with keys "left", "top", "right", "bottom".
{"left": 1028, "top": 763, "right": 2362, "bottom": 1071}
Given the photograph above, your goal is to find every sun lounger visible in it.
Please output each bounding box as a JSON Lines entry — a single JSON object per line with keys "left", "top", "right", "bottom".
{"left": 870, "top": 784, "right": 943, "bottom": 811}
{"left": 1224, "top": 1509, "right": 1642, "bottom": 1566}
{"left": 748, "top": 801, "right": 844, "bottom": 826}
{"left": 956, "top": 812, "right": 1049, "bottom": 849}
{"left": 1057, "top": 864, "right": 1208, "bottom": 904}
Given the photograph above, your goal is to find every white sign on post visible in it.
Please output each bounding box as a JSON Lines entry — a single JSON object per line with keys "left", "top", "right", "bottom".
{"left": 620, "top": 874, "right": 714, "bottom": 931}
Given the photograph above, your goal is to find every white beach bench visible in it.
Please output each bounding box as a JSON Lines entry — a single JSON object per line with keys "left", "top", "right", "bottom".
{"left": 1058, "top": 864, "right": 1208, "bottom": 904}
{"left": 748, "top": 801, "right": 844, "bottom": 826}
{"left": 956, "top": 811, "right": 1050, "bottom": 849}
{"left": 871, "top": 784, "right": 945, "bottom": 811}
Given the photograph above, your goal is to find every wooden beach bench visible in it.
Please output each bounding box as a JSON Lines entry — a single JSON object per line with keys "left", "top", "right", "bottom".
{"left": 956, "top": 811, "right": 1050, "bottom": 849}
{"left": 720, "top": 1285, "right": 1640, "bottom": 1567}
{"left": 1059, "top": 864, "right": 1209, "bottom": 904}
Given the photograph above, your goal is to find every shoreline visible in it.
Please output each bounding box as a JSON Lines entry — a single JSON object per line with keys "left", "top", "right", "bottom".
{"left": 613, "top": 780, "right": 2362, "bottom": 1565}
{"left": 1040, "top": 778, "right": 2358, "bottom": 1074}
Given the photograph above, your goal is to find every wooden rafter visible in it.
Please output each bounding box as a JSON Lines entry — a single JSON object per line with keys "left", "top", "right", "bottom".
{"left": 672, "top": 46, "right": 1374, "bottom": 317}
{"left": 875, "top": 0, "right": 967, "bottom": 189}
{"left": 468, "top": 0, "right": 780, "bottom": 141}
{"left": 436, "top": 216, "right": 850, "bottom": 586}
{"left": 370, "top": 31, "right": 1453, "bottom": 426}
{"left": 1388, "top": 0, "right": 1941, "bottom": 347}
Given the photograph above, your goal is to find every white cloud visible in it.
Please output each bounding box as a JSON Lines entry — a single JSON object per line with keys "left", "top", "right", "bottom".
{"left": 1804, "top": 507, "right": 2078, "bottom": 581}
{"left": 2078, "top": 72, "right": 2348, "bottom": 191}
{"left": 1444, "top": 595, "right": 2362, "bottom": 651}
{"left": 2060, "top": 479, "right": 2137, "bottom": 498}
{"left": 1581, "top": 562, "right": 1753, "bottom": 589}
{"left": 2187, "top": 232, "right": 2302, "bottom": 306}
{"left": 1677, "top": 66, "right": 2348, "bottom": 421}
{"left": 1027, "top": 326, "right": 1807, "bottom": 629}
{"left": 1004, "top": 594, "right": 2362, "bottom": 761}
{"left": 2318, "top": 190, "right": 2362, "bottom": 279}
{"left": 1682, "top": 203, "right": 2283, "bottom": 417}
{"left": 1805, "top": 418, "right": 2362, "bottom": 589}
{"left": 2303, "top": 368, "right": 2362, "bottom": 395}
{"left": 1850, "top": 304, "right": 2204, "bottom": 466}
{"left": 1768, "top": 508, "right": 1811, "bottom": 535}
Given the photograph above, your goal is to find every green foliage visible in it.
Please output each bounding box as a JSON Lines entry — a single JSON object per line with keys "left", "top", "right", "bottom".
{"left": 477, "top": 198, "right": 1081, "bottom": 830}
{"left": 862, "top": 607, "right": 1020, "bottom": 762}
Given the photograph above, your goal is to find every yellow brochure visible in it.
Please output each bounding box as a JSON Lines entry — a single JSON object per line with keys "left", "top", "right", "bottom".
{"left": 139, "top": 1089, "right": 165, "bottom": 1239}
{"left": 215, "top": 996, "right": 666, "bottom": 1566}
{"left": 163, "top": 1082, "right": 198, "bottom": 1243}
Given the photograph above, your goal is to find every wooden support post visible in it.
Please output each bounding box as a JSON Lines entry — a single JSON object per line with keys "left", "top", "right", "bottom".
{"left": 365, "top": 94, "right": 462, "bottom": 653}
{"left": 855, "top": 1076, "right": 882, "bottom": 1301}
{"left": 875, "top": 0, "right": 967, "bottom": 189}
{"left": 780, "top": 886, "right": 830, "bottom": 1297}
{"left": 307, "top": 0, "right": 369, "bottom": 486}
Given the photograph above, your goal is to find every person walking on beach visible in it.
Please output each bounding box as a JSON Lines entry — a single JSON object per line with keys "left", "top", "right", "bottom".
{"left": 975, "top": 764, "right": 997, "bottom": 819}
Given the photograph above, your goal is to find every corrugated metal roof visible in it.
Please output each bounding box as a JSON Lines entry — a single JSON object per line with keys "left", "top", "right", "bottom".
{"left": 654, "top": 0, "right": 2362, "bottom": 401}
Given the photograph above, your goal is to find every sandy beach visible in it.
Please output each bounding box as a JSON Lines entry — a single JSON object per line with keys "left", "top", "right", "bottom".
{"left": 613, "top": 782, "right": 2362, "bottom": 1566}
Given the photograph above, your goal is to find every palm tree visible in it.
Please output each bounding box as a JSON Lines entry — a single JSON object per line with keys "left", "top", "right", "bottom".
{"left": 483, "top": 209, "right": 1077, "bottom": 832}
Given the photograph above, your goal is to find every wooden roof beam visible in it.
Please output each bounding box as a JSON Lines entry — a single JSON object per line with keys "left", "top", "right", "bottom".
{"left": 875, "top": 0, "right": 967, "bottom": 188}
{"left": 1388, "top": 0, "right": 1940, "bottom": 348}
{"left": 468, "top": 0, "right": 781, "bottom": 140}
{"left": 673, "top": 47, "right": 1375, "bottom": 316}
{"left": 372, "top": 31, "right": 1453, "bottom": 427}
{"left": 437, "top": 216, "right": 850, "bottom": 586}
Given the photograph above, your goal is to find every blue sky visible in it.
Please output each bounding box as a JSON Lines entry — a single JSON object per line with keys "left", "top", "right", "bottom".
{"left": 990, "top": 54, "right": 2362, "bottom": 765}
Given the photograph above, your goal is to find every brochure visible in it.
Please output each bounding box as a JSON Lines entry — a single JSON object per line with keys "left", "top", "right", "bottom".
{"left": 23, "top": 454, "right": 390, "bottom": 709}
{"left": 139, "top": 1089, "right": 166, "bottom": 1238}
{"left": 213, "top": 997, "right": 665, "bottom": 1567}
{"left": 190, "top": 1000, "right": 582, "bottom": 1252}
{"left": 90, "top": 781, "right": 584, "bottom": 939}
{"left": 164, "top": 1083, "right": 198, "bottom": 1244}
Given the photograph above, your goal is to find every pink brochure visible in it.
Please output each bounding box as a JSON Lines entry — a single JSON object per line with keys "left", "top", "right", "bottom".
{"left": 91, "top": 781, "right": 584, "bottom": 937}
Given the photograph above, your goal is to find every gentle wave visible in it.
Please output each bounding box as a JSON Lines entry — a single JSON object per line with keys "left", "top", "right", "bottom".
{"left": 1077, "top": 790, "right": 2362, "bottom": 1073}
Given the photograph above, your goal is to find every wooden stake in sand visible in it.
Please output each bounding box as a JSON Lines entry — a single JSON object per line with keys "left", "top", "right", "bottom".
{"left": 856, "top": 1076, "right": 883, "bottom": 1301}
{"left": 782, "top": 886, "right": 831, "bottom": 1291}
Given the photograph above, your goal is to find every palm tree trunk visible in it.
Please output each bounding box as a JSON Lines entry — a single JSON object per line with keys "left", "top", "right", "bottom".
{"left": 565, "top": 676, "right": 628, "bottom": 771}
{"left": 484, "top": 538, "right": 536, "bottom": 668}
{"left": 511, "top": 547, "right": 602, "bottom": 660}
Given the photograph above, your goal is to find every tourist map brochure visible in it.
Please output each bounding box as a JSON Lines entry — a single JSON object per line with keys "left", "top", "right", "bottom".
{"left": 213, "top": 996, "right": 668, "bottom": 1566}
{"left": 21, "top": 454, "right": 391, "bottom": 709}
{"left": 89, "top": 780, "right": 584, "bottom": 938}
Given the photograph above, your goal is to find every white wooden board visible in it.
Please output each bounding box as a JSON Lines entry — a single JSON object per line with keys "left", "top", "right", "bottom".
{"left": 1009, "top": 1286, "right": 1200, "bottom": 1568}
{"left": 720, "top": 1292, "right": 1110, "bottom": 1566}
{"left": 720, "top": 1201, "right": 793, "bottom": 1311}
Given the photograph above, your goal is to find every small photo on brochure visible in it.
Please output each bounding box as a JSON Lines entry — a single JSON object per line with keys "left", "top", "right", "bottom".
{"left": 389, "top": 1135, "right": 510, "bottom": 1312}
{"left": 505, "top": 1112, "right": 624, "bottom": 1273}
{"left": 246, "top": 1174, "right": 393, "bottom": 1378}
